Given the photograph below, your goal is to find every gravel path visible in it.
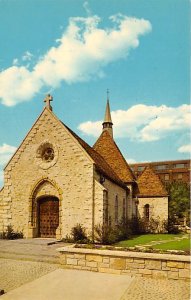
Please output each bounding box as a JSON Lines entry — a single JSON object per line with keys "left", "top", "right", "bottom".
{"left": 0, "top": 258, "right": 59, "bottom": 293}
{"left": 121, "top": 277, "right": 190, "bottom": 300}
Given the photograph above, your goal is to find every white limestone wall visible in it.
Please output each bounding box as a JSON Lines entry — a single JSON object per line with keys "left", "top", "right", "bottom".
{"left": 137, "top": 197, "right": 168, "bottom": 223}
{"left": 103, "top": 178, "right": 127, "bottom": 227}
{"left": 94, "top": 179, "right": 105, "bottom": 227}
{"left": 1, "top": 109, "right": 94, "bottom": 238}
{"left": 0, "top": 187, "right": 4, "bottom": 233}
{"left": 94, "top": 171, "right": 128, "bottom": 228}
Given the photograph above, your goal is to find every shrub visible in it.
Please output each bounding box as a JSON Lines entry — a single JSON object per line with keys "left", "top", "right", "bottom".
{"left": 128, "top": 217, "right": 166, "bottom": 234}
{"left": 148, "top": 218, "right": 161, "bottom": 233}
{"left": 165, "top": 216, "right": 181, "bottom": 234}
{"left": 0, "top": 225, "right": 23, "bottom": 240}
{"left": 61, "top": 234, "right": 73, "bottom": 243}
{"left": 127, "top": 217, "right": 147, "bottom": 234}
{"left": 94, "top": 220, "right": 132, "bottom": 245}
{"left": 94, "top": 224, "right": 117, "bottom": 244}
{"left": 117, "top": 218, "right": 132, "bottom": 240}
{"left": 71, "top": 224, "right": 89, "bottom": 243}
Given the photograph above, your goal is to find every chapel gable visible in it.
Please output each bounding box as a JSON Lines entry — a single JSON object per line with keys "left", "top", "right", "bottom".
{"left": 136, "top": 165, "right": 168, "bottom": 197}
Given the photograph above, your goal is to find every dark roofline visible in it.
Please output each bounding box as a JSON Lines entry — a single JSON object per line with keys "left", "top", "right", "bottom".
{"left": 62, "top": 122, "right": 127, "bottom": 189}
{"left": 93, "top": 130, "right": 135, "bottom": 182}
{"left": 137, "top": 194, "right": 168, "bottom": 198}
{"left": 94, "top": 165, "right": 129, "bottom": 190}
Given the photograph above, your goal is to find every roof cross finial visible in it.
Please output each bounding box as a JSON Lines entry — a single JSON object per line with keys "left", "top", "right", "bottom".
{"left": 107, "top": 88, "right": 109, "bottom": 101}
{"left": 44, "top": 94, "right": 53, "bottom": 111}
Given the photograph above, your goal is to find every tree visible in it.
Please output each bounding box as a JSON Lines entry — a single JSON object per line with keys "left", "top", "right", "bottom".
{"left": 166, "top": 181, "right": 190, "bottom": 221}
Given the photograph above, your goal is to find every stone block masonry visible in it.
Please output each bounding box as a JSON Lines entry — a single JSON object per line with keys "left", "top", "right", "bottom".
{"left": 58, "top": 245, "right": 190, "bottom": 281}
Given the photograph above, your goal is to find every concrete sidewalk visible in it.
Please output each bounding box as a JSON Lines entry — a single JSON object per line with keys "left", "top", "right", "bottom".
{"left": 0, "top": 263, "right": 190, "bottom": 300}
{"left": 1, "top": 269, "right": 133, "bottom": 300}
{"left": 0, "top": 238, "right": 67, "bottom": 263}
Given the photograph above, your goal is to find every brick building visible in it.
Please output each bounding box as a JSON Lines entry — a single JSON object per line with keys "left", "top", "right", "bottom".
{"left": 129, "top": 160, "right": 190, "bottom": 185}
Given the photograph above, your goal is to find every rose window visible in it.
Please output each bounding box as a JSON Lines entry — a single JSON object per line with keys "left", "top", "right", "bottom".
{"left": 36, "top": 141, "right": 58, "bottom": 169}
{"left": 42, "top": 147, "right": 54, "bottom": 162}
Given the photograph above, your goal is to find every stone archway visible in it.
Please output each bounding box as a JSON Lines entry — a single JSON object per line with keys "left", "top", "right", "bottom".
{"left": 28, "top": 178, "right": 63, "bottom": 239}
{"left": 38, "top": 196, "right": 59, "bottom": 238}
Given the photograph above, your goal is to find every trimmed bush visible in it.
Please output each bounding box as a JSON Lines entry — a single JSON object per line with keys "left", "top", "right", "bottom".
{"left": 71, "top": 224, "right": 89, "bottom": 243}
{"left": 0, "top": 225, "right": 23, "bottom": 240}
{"left": 94, "top": 224, "right": 117, "bottom": 244}
{"left": 94, "top": 220, "right": 132, "bottom": 245}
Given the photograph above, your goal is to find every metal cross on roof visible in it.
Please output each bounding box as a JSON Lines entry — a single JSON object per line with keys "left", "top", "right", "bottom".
{"left": 107, "top": 88, "right": 109, "bottom": 100}
{"left": 44, "top": 94, "right": 53, "bottom": 111}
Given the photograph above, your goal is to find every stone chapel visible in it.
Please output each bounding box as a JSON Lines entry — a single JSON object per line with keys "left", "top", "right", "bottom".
{"left": 0, "top": 95, "right": 168, "bottom": 239}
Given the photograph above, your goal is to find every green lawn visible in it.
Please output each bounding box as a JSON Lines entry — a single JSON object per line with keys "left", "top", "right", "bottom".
{"left": 152, "top": 238, "right": 190, "bottom": 251}
{"left": 115, "top": 234, "right": 184, "bottom": 248}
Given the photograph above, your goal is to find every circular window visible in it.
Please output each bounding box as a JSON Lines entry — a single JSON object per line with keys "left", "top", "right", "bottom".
{"left": 36, "top": 141, "right": 58, "bottom": 169}
{"left": 42, "top": 147, "right": 54, "bottom": 162}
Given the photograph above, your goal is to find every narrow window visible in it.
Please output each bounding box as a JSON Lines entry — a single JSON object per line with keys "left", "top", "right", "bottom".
{"left": 144, "top": 204, "right": 150, "bottom": 220}
{"left": 115, "top": 196, "right": 118, "bottom": 225}
{"left": 103, "top": 191, "right": 108, "bottom": 225}
{"left": 123, "top": 198, "right": 126, "bottom": 220}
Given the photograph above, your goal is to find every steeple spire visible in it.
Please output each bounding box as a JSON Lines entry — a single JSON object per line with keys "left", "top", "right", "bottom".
{"left": 102, "top": 89, "right": 113, "bottom": 138}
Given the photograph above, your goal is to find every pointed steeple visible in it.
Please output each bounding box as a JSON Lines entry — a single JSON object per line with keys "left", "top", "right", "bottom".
{"left": 102, "top": 89, "right": 113, "bottom": 138}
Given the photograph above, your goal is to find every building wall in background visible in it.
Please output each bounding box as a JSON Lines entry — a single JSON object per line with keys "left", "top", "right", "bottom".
{"left": 130, "top": 160, "right": 190, "bottom": 185}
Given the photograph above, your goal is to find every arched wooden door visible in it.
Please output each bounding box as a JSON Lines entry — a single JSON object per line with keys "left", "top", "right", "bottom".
{"left": 38, "top": 197, "right": 59, "bottom": 238}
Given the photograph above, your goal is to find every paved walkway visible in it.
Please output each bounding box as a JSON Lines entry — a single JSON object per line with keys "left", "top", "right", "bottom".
{"left": 0, "top": 258, "right": 59, "bottom": 293}
{"left": 0, "top": 238, "right": 67, "bottom": 263}
{"left": 0, "top": 239, "right": 190, "bottom": 299}
{"left": 0, "top": 268, "right": 190, "bottom": 300}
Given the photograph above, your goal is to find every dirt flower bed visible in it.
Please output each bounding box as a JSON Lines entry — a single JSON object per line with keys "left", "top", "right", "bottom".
{"left": 74, "top": 244, "right": 190, "bottom": 255}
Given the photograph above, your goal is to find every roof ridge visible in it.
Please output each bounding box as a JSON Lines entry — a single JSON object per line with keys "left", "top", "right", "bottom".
{"left": 93, "top": 130, "right": 135, "bottom": 182}
{"left": 62, "top": 122, "right": 127, "bottom": 188}
{"left": 137, "top": 165, "right": 168, "bottom": 197}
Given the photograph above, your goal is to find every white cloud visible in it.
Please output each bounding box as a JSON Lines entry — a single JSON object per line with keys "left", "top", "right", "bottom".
{"left": 13, "top": 58, "right": 19, "bottom": 65}
{"left": 0, "top": 66, "right": 42, "bottom": 106}
{"left": 83, "top": 1, "right": 92, "bottom": 16}
{"left": 79, "top": 120, "right": 102, "bottom": 137}
{"left": 78, "top": 104, "right": 191, "bottom": 142}
{"left": 0, "top": 170, "right": 3, "bottom": 187}
{"left": 126, "top": 158, "right": 136, "bottom": 164}
{"left": 178, "top": 144, "right": 191, "bottom": 154}
{"left": 0, "top": 143, "right": 17, "bottom": 154}
{"left": 0, "top": 143, "right": 17, "bottom": 166}
{"left": 0, "top": 143, "right": 16, "bottom": 187}
{"left": 22, "top": 51, "right": 33, "bottom": 62}
{"left": 0, "top": 14, "right": 151, "bottom": 106}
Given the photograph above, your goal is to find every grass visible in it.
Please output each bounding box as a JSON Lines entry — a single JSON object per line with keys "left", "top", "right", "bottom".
{"left": 115, "top": 233, "right": 184, "bottom": 248}
{"left": 152, "top": 238, "right": 190, "bottom": 251}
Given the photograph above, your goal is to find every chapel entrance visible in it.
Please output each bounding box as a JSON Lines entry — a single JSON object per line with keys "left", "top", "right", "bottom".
{"left": 38, "top": 197, "right": 59, "bottom": 238}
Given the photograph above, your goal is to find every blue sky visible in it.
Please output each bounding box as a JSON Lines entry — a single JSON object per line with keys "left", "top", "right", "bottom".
{"left": 0, "top": 0, "right": 190, "bottom": 187}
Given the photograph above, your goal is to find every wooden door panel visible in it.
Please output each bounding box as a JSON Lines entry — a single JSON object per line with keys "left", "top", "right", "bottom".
{"left": 39, "top": 198, "right": 59, "bottom": 238}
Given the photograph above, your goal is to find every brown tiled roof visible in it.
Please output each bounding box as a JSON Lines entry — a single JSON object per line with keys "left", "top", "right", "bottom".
{"left": 136, "top": 166, "right": 168, "bottom": 197}
{"left": 93, "top": 131, "right": 135, "bottom": 183}
{"left": 62, "top": 123, "right": 127, "bottom": 189}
